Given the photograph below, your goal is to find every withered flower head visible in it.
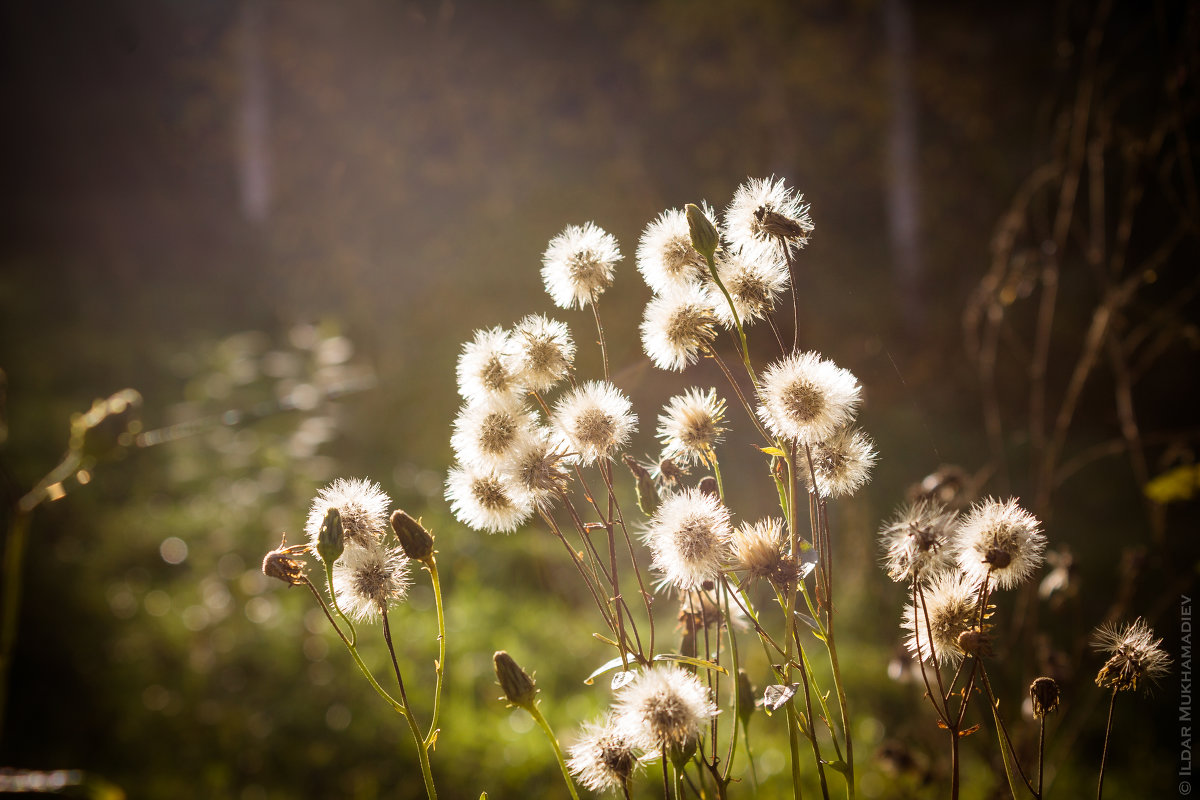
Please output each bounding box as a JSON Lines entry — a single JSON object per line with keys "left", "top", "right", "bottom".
{"left": 1029, "top": 677, "right": 1061, "bottom": 717}
{"left": 1092, "top": 618, "right": 1171, "bottom": 693}
{"left": 262, "top": 535, "right": 309, "bottom": 586}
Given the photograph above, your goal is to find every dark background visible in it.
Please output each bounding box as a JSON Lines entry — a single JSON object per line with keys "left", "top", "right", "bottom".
{"left": 1, "top": 1, "right": 1196, "bottom": 797}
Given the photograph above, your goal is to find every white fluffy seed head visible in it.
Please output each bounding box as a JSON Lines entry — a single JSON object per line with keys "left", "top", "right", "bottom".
{"left": 456, "top": 326, "right": 523, "bottom": 402}
{"left": 614, "top": 665, "right": 718, "bottom": 752}
{"left": 804, "top": 426, "right": 877, "bottom": 498}
{"left": 445, "top": 464, "right": 533, "bottom": 534}
{"left": 305, "top": 477, "right": 391, "bottom": 555}
{"left": 450, "top": 396, "right": 539, "bottom": 471}
{"left": 501, "top": 428, "right": 573, "bottom": 511}
{"left": 508, "top": 314, "right": 575, "bottom": 392}
{"left": 902, "top": 571, "right": 982, "bottom": 666}
{"left": 707, "top": 248, "right": 790, "bottom": 327}
{"left": 331, "top": 541, "right": 410, "bottom": 621}
{"left": 657, "top": 387, "right": 727, "bottom": 467}
{"left": 640, "top": 283, "right": 719, "bottom": 372}
{"left": 953, "top": 498, "right": 1046, "bottom": 590}
{"left": 551, "top": 381, "right": 638, "bottom": 466}
{"left": 636, "top": 206, "right": 713, "bottom": 294}
{"left": 878, "top": 501, "right": 959, "bottom": 582}
{"left": 723, "top": 176, "right": 814, "bottom": 259}
{"left": 1092, "top": 618, "right": 1171, "bottom": 692}
{"left": 756, "top": 351, "right": 862, "bottom": 444}
{"left": 730, "top": 517, "right": 793, "bottom": 586}
{"left": 567, "top": 716, "right": 640, "bottom": 793}
{"left": 541, "top": 222, "right": 622, "bottom": 309}
{"left": 644, "top": 487, "right": 733, "bottom": 590}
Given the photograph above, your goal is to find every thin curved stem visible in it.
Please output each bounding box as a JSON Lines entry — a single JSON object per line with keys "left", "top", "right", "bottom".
{"left": 383, "top": 609, "right": 438, "bottom": 800}
{"left": 1096, "top": 688, "right": 1117, "bottom": 800}
{"left": 424, "top": 557, "right": 446, "bottom": 746}
{"left": 529, "top": 703, "right": 581, "bottom": 800}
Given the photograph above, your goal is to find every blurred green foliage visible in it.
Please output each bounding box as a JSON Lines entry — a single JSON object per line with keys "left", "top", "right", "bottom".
{"left": 1, "top": 0, "right": 1196, "bottom": 798}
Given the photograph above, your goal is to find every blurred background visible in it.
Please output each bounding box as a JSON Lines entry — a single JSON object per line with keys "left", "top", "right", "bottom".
{"left": 1, "top": 0, "right": 1197, "bottom": 797}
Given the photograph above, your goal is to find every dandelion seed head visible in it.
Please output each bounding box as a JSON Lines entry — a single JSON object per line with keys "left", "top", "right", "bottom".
{"left": 954, "top": 498, "right": 1045, "bottom": 590}
{"left": 805, "top": 426, "right": 877, "bottom": 498}
{"left": 708, "top": 248, "right": 790, "bottom": 327}
{"left": 501, "top": 429, "right": 573, "bottom": 510}
{"left": 657, "top": 388, "right": 726, "bottom": 467}
{"left": 640, "top": 284, "right": 719, "bottom": 372}
{"left": 331, "top": 541, "right": 409, "bottom": 621}
{"left": 756, "top": 351, "right": 862, "bottom": 444}
{"left": 551, "top": 381, "right": 637, "bottom": 466}
{"left": 457, "top": 327, "right": 523, "bottom": 402}
{"left": 1092, "top": 618, "right": 1171, "bottom": 692}
{"left": 541, "top": 222, "right": 622, "bottom": 309}
{"left": 730, "top": 517, "right": 795, "bottom": 587}
{"left": 724, "top": 176, "right": 813, "bottom": 258}
{"left": 445, "top": 464, "right": 533, "bottom": 534}
{"left": 614, "top": 665, "right": 718, "bottom": 752}
{"left": 902, "top": 571, "right": 982, "bottom": 666}
{"left": 879, "top": 500, "right": 958, "bottom": 582}
{"left": 636, "top": 206, "right": 713, "bottom": 294}
{"left": 508, "top": 314, "right": 575, "bottom": 391}
{"left": 645, "top": 487, "right": 732, "bottom": 590}
{"left": 305, "top": 477, "right": 391, "bottom": 555}
{"left": 450, "top": 396, "right": 538, "bottom": 470}
{"left": 567, "top": 716, "right": 640, "bottom": 793}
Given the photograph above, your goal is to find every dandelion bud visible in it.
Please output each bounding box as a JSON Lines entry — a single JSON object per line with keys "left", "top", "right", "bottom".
{"left": 262, "top": 535, "right": 308, "bottom": 586}
{"left": 69, "top": 389, "right": 143, "bottom": 464}
{"left": 622, "top": 454, "right": 659, "bottom": 516}
{"left": 668, "top": 736, "right": 698, "bottom": 770}
{"left": 1029, "top": 677, "right": 1060, "bottom": 717}
{"left": 494, "top": 650, "right": 538, "bottom": 710}
{"left": 697, "top": 475, "right": 719, "bottom": 497}
{"left": 685, "top": 203, "right": 719, "bottom": 262}
{"left": 316, "top": 507, "right": 345, "bottom": 565}
{"left": 391, "top": 509, "right": 435, "bottom": 562}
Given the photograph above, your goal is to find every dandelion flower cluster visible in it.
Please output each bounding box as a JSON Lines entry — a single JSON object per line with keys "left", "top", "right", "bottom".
{"left": 450, "top": 396, "right": 538, "bottom": 470}
{"left": 708, "top": 248, "right": 790, "bottom": 327}
{"left": 636, "top": 207, "right": 710, "bottom": 294}
{"left": 805, "top": 425, "right": 876, "bottom": 498}
{"left": 567, "top": 717, "right": 640, "bottom": 793}
{"left": 508, "top": 314, "right": 575, "bottom": 391}
{"left": 724, "top": 176, "right": 813, "bottom": 258}
{"left": 903, "top": 571, "right": 982, "bottom": 666}
{"left": 644, "top": 487, "right": 732, "bottom": 590}
{"left": 445, "top": 464, "right": 533, "bottom": 534}
{"left": 541, "top": 222, "right": 622, "bottom": 309}
{"left": 1092, "top": 618, "right": 1171, "bottom": 692}
{"left": 551, "top": 381, "right": 638, "bottom": 466}
{"left": 305, "top": 478, "right": 409, "bottom": 621}
{"left": 954, "top": 498, "right": 1045, "bottom": 590}
{"left": 756, "top": 351, "right": 862, "bottom": 444}
{"left": 656, "top": 387, "right": 726, "bottom": 467}
{"left": 640, "top": 284, "right": 719, "bottom": 372}
{"left": 730, "top": 517, "right": 794, "bottom": 586}
{"left": 878, "top": 501, "right": 958, "bottom": 582}
{"left": 614, "top": 665, "right": 718, "bottom": 752}
{"left": 457, "top": 326, "right": 522, "bottom": 402}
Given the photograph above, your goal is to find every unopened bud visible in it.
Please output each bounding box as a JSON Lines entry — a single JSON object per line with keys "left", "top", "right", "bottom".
{"left": 262, "top": 535, "right": 308, "bottom": 586}
{"left": 685, "top": 203, "right": 719, "bottom": 261}
{"left": 317, "top": 507, "right": 345, "bottom": 564}
{"left": 493, "top": 651, "right": 538, "bottom": 710}
{"left": 1029, "top": 676, "right": 1060, "bottom": 717}
{"left": 621, "top": 454, "right": 659, "bottom": 516}
{"left": 956, "top": 629, "right": 992, "bottom": 658}
{"left": 697, "top": 476, "right": 719, "bottom": 498}
{"left": 391, "top": 510, "right": 435, "bottom": 561}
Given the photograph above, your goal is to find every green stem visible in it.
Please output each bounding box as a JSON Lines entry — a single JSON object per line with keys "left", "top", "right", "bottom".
{"left": 424, "top": 556, "right": 446, "bottom": 746}
{"left": 383, "top": 609, "right": 438, "bottom": 800}
{"left": 529, "top": 703, "right": 581, "bottom": 800}
{"left": 703, "top": 251, "right": 757, "bottom": 385}
{"left": 302, "top": 580, "right": 404, "bottom": 714}
{"left": 324, "top": 561, "right": 358, "bottom": 646}
{"left": 720, "top": 579, "right": 741, "bottom": 783}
